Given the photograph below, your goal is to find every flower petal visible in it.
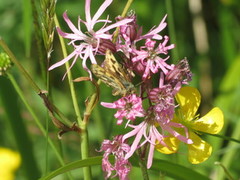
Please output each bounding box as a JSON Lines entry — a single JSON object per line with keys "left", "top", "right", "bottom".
{"left": 175, "top": 86, "right": 201, "bottom": 120}
{"left": 155, "top": 137, "right": 180, "bottom": 154}
{"left": 191, "top": 107, "right": 224, "bottom": 134}
{"left": 187, "top": 132, "right": 212, "bottom": 164}
{"left": 62, "top": 12, "right": 85, "bottom": 37}
{"left": 85, "top": 0, "right": 92, "bottom": 27}
{"left": 97, "top": 18, "right": 133, "bottom": 35}
{"left": 48, "top": 50, "right": 77, "bottom": 70}
{"left": 91, "top": 0, "right": 113, "bottom": 27}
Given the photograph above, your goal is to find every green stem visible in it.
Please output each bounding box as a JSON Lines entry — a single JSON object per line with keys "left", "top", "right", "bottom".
{"left": 54, "top": 15, "right": 92, "bottom": 179}
{"left": 54, "top": 15, "right": 83, "bottom": 125}
{"left": 137, "top": 149, "right": 149, "bottom": 180}
{"left": 204, "top": 133, "right": 240, "bottom": 144}
{"left": 0, "top": 38, "right": 72, "bottom": 126}
{"left": 81, "top": 127, "right": 91, "bottom": 180}
{"left": 165, "top": 0, "right": 179, "bottom": 62}
{"left": 214, "top": 162, "right": 234, "bottom": 180}
{"left": 0, "top": 37, "right": 41, "bottom": 93}
{"left": 7, "top": 73, "right": 73, "bottom": 179}
{"left": 121, "top": 0, "right": 134, "bottom": 17}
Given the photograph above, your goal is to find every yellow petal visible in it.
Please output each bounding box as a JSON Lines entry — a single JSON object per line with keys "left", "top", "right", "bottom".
{"left": 0, "top": 148, "right": 21, "bottom": 180}
{"left": 187, "top": 132, "right": 212, "bottom": 164}
{"left": 175, "top": 87, "right": 201, "bottom": 120}
{"left": 192, "top": 107, "right": 224, "bottom": 134}
{"left": 155, "top": 137, "right": 180, "bottom": 154}
{"left": 0, "top": 148, "right": 21, "bottom": 170}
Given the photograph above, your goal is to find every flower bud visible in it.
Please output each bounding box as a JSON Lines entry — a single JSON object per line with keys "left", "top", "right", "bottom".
{"left": 0, "top": 53, "right": 12, "bottom": 75}
{"left": 118, "top": 13, "right": 138, "bottom": 43}
{"left": 165, "top": 58, "right": 192, "bottom": 86}
{"left": 97, "top": 39, "right": 116, "bottom": 54}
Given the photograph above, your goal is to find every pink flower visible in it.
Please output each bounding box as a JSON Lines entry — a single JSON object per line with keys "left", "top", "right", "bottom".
{"left": 101, "top": 94, "right": 145, "bottom": 125}
{"left": 123, "top": 105, "right": 193, "bottom": 169}
{"left": 149, "top": 87, "right": 175, "bottom": 123}
{"left": 99, "top": 135, "right": 131, "bottom": 180}
{"left": 148, "top": 73, "right": 176, "bottom": 122}
{"left": 147, "top": 73, "right": 193, "bottom": 145}
{"left": 118, "top": 12, "right": 140, "bottom": 46}
{"left": 131, "top": 37, "right": 175, "bottom": 80}
{"left": 122, "top": 120, "right": 167, "bottom": 169}
{"left": 49, "top": 0, "right": 133, "bottom": 78}
{"left": 119, "top": 13, "right": 168, "bottom": 44}
{"left": 116, "top": 14, "right": 175, "bottom": 80}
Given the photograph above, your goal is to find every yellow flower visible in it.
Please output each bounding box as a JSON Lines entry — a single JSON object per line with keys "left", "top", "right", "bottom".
{"left": 156, "top": 86, "right": 224, "bottom": 164}
{"left": 0, "top": 147, "right": 21, "bottom": 180}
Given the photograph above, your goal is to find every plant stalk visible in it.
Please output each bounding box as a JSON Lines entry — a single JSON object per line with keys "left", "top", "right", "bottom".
{"left": 54, "top": 15, "right": 92, "bottom": 180}
{"left": 137, "top": 148, "right": 149, "bottom": 180}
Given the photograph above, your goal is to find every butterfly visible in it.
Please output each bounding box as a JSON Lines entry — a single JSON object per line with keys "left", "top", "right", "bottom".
{"left": 91, "top": 50, "right": 135, "bottom": 96}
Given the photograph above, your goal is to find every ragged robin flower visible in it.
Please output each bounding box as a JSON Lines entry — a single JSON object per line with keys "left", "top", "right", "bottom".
{"left": 101, "top": 94, "right": 145, "bottom": 125}
{"left": 131, "top": 37, "right": 174, "bottom": 80}
{"left": 156, "top": 86, "right": 224, "bottom": 164}
{"left": 49, "top": 0, "right": 133, "bottom": 78}
{"left": 99, "top": 135, "right": 131, "bottom": 180}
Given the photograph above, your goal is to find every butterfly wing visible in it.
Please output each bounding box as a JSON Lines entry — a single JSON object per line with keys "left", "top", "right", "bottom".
{"left": 104, "top": 50, "right": 132, "bottom": 83}
{"left": 91, "top": 64, "right": 126, "bottom": 96}
{"left": 91, "top": 50, "right": 135, "bottom": 96}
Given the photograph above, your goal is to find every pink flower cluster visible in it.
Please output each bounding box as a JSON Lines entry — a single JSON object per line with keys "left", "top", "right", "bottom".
{"left": 52, "top": 0, "right": 193, "bottom": 179}
{"left": 98, "top": 135, "right": 131, "bottom": 180}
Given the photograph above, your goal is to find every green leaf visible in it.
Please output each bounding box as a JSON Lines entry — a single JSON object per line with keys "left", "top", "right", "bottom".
{"left": 40, "top": 154, "right": 210, "bottom": 180}
{"left": 39, "top": 156, "right": 111, "bottom": 180}
{"left": 135, "top": 158, "right": 210, "bottom": 180}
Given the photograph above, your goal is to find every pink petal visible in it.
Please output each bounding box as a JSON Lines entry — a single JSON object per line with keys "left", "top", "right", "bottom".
{"left": 48, "top": 50, "right": 76, "bottom": 70}
{"left": 97, "top": 18, "right": 134, "bottom": 34}
{"left": 140, "top": 14, "right": 167, "bottom": 40}
{"left": 101, "top": 102, "right": 116, "bottom": 108}
{"left": 85, "top": 0, "right": 92, "bottom": 28}
{"left": 163, "top": 124, "right": 193, "bottom": 144}
{"left": 63, "top": 12, "right": 85, "bottom": 37}
{"left": 91, "top": 0, "right": 113, "bottom": 28}
{"left": 147, "top": 137, "right": 155, "bottom": 169}
{"left": 124, "top": 122, "right": 146, "bottom": 159}
{"left": 57, "top": 27, "right": 86, "bottom": 40}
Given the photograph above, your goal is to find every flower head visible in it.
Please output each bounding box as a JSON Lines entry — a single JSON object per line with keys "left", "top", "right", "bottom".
{"left": 123, "top": 120, "right": 166, "bottom": 169}
{"left": 149, "top": 85, "right": 175, "bottom": 123}
{"left": 101, "top": 94, "right": 145, "bottom": 125}
{"left": 118, "top": 11, "right": 139, "bottom": 45}
{"left": 122, "top": 104, "right": 192, "bottom": 169}
{"left": 49, "top": 0, "right": 133, "bottom": 78}
{"left": 131, "top": 37, "right": 174, "bottom": 80}
{"left": 99, "top": 135, "right": 131, "bottom": 180}
{"left": 117, "top": 14, "right": 175, "bottom": 80}
{"left": 156, "top": 86, "right": 224, "bottom": 164}
{"left": 148, "top": 72, "right": 178, "bottom": 122}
